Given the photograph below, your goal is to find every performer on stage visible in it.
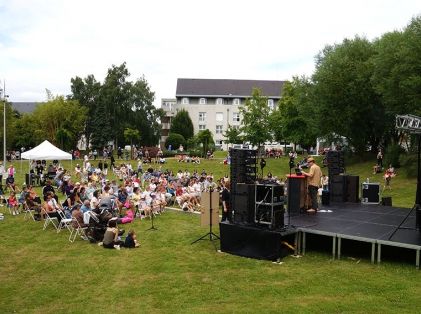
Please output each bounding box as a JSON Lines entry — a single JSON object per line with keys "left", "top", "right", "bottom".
{"left": 301, "top": 157, "right": 322, "bottom": 213}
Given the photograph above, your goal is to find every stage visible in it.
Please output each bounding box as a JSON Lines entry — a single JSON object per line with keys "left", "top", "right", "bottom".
{"left": 220, "top": 203, "right": 421, "bottom": 268}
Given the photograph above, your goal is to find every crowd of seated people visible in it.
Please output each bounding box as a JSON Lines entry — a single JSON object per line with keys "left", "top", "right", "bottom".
{"left": 176, "top": 155, "right": 200, "bottom": 164}
{"left": 264, "top": 148, "right": 283, "bottom": 158}
{"left": 13, "top": 155, "right": 236, "bottom": 248}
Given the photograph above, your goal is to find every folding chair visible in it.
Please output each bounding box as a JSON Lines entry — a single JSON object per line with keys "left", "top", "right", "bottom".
{"left": 23, "top": 201, "right": 36, "bottom": 221}
{"left": 43, "top": 210, "right": 59, "bottom": 230}
{"left": 57, "top": 210, "right": 73, "bottom": 234}
{"left": 69, "top": 217, "right": 88, "bottom": 243}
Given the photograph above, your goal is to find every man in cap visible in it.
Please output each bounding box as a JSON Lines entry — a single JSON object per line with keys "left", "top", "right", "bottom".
{"left": 302, "top": 157, "right": 322, "bottom": 213}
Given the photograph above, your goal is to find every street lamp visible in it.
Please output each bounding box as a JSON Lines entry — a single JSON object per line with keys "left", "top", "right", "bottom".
{"left": 0, "top": 81, "right": 8, "bottom": 170}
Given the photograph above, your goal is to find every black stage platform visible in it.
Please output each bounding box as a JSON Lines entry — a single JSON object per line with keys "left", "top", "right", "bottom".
{"left": 220, "top": 203, "right": 421, "bottom": 268}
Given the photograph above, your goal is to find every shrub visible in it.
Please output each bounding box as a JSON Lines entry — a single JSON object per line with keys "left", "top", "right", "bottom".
{"left": 384, "top": 143, "right": 404, "bottom": 168}
{"left": 400, "top": 154, "right": 418, "bottom": 178}
{"left": 165, "top": 133, "right": 186, "bottom": 151}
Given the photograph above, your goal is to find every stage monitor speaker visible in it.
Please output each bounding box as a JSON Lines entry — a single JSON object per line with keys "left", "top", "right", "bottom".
{"left": 362, "top": 183, "right": 380, "bottom": 204}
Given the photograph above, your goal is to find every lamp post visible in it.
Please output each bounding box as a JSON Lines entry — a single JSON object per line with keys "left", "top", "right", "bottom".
{"left": 0, "top": 81, "right": 8, "bottom": 170}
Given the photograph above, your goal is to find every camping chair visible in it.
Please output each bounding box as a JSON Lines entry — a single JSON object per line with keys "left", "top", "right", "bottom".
{"left": 57, "top": 210, "right": 73, "bottom": 234}
{"left": 69, "top": 217, "right": 88, "bottom": 243}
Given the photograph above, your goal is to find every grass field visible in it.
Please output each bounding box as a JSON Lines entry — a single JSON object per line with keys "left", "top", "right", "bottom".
{"left": 0, "top": 155, "right": 419, "bottom": 313}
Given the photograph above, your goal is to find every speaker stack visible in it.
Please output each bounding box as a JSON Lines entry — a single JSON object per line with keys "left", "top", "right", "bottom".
{"left": 327, "top": 151, "right": 345, "bottom": 203}
{"left": 230, "top": 148, "right": 257, "bottom": 224}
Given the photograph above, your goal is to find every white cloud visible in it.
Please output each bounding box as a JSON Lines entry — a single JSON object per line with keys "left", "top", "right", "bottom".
{"left": 0, "top": 0, "right": 420, "bottom": 104}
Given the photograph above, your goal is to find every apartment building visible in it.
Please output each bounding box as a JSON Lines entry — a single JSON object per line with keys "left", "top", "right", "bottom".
{"left": 160, "top": 78, "right": 285, "bottom": 149}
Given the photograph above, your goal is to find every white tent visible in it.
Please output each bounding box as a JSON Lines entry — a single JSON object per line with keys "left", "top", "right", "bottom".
{"left": 21, "top": 140, "right": 72, "bottom": 160}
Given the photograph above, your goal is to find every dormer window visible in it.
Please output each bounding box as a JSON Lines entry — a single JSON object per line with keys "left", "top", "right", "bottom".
{"left": 216, "top": 98, "right": 223, "bottom": 105}
{"left": 268, "top": 99, "right": 274, "bottom": 110}
{"left": 182, "top": 97, "right": 189, "bottom": 105}
{"left": 233, "top": 98, "right": 240, "bottom": 105}
{"left": 199, "top": 98, "right": 207, "bottom": 105}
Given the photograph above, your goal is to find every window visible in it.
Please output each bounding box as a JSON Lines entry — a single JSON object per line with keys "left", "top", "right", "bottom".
{"left": 199, "top": 98, "right": 207, "bottom": 104}
{"left": 233, "top": 98, "right": 240, "bottom": 105}
{"left": 198, "top": 112, "right": 206, "bottom": 122}
{"left": 199, "top": 124, "right": 206, "bottom": 131}
{"left": 216, "top": 112, "right": 223, "bottom": 122}
{"left": 268, "top": 99, "right": 274, "bottom": 110}
{"left": 216, "top": 125, "right": 223, "bottom": 134}
{"left": 216, "top": 140, "right": 223, "bottom": 146}
{"left": 182, "top": 97, "right": 189, "bottom": 105}
{"left": 216, "top": 98, "right": 223, "bottom": 105}
{"left": 232, "top": 112, "right": 240, "bottom": 122}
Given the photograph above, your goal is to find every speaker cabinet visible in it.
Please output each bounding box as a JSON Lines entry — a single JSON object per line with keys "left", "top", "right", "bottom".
{"left": 322, "top": 190, "right": 330, "bottom": 205}
{"left": 287, "top": 175, "right": 306, "bottom": 214}
{"left": 330, "top": 175, "right": 347, "bottom": 202}
{"left": 346, "top": 175, "right": 359, "bottom": 203}
{"left": 233, "top": 183, "right": 255, "bottom": 224}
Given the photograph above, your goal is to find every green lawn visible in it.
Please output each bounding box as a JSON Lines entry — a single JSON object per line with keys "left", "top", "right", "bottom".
{"left": 0, "top": 156, "right": 419, "bottom": 313}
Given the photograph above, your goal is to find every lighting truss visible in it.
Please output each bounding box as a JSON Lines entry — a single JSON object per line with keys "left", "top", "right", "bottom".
{"left": 396, "top": 114, "right": 421, "bottom": 134}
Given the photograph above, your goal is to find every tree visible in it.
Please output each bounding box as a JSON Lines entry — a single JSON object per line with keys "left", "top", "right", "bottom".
{"left": 30, "top": 95, "right": 87, "bottom": 150}
{"left": 100, "top": 63, "right": 132, "bottom": 147}
{"left": 223, "top": 125, "right": 243, "bottom": 145}
{"left": 90, "top": 101, "right": 112, "bottom": 149}
{"left": 240, "top": 88, "right": 272, "bottom": 152}
{"left": 312, "top": 36, "right": 383, "bottom": 153}
{"left": 371, "top": 16, "right": 421, "bottom": 146}
{"left": 169, "top": 109, "right": 194, "bottom": 143}
{"left": 271, "top": 77, "right": 318, "bottom": 151}
{"left": 129, "top": 76, "right": 163, "bottom": 146}
{"left": 196, "top": 129, "right": 215, "bottom": 156}
{"left": 70, "top": 74, "right": 101, "bottom": 146}
{"left": 70, "top": 63, "right": 160, "bottom": 148}
{"left": 124, "top": 128, "right": 140, "bottom": 159}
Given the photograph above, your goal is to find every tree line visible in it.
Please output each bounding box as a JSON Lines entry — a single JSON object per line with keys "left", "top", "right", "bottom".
{"left": 270, "top": 16, "right": 421, "bottom": 153}
{"left": 2, "top": 16, "right": 420, "bottom": 155}
{"left": 168, "top": 16, "right": 421, "bottom": 156}
{"left": 1, "top": 63, "right": 163, "bottom": 152}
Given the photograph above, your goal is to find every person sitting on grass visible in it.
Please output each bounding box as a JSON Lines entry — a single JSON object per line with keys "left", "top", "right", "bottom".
{"left": 117, "top": 202, "right": 135, "bottom": 224}
{"left": 124, "top": 229, "right": 140, "bottom": 248}
{"left": 100, "top": 219, "right": 124, "bottom": 250}
{"left": 373, "top": 164, "right": 382, "bottom": 174}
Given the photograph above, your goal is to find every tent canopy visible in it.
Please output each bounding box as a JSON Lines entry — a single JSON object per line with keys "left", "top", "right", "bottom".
{"left": 21, "top": 140, "right": 72, "bottom": 160}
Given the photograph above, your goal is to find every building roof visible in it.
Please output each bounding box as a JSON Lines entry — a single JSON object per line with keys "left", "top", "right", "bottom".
{"left": 176, "top": 78, "right": 285, "bottom": 98}
{"left": 11, "top": 102, "right": 38, "bottom": 114}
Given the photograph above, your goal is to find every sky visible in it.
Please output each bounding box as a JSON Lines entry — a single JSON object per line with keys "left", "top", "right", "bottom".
{"left": 0, "top": 0, "right": 420, "bottom": 107}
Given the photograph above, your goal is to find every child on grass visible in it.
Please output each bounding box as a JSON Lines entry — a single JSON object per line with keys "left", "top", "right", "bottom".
{"left": 124, "top": 229, "right": 140, "bottom": 248}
